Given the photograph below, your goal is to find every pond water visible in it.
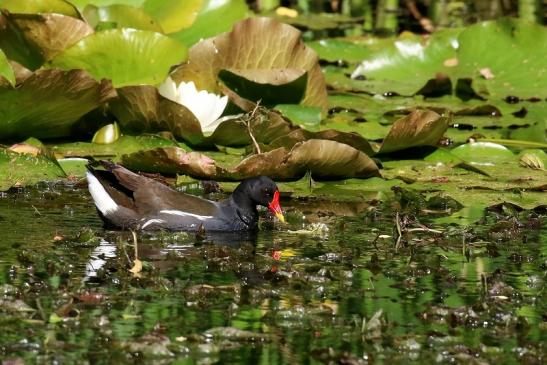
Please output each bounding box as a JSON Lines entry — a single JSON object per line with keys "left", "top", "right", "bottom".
{"left": 0, "top": 183, "right": 545, "bottom": 364}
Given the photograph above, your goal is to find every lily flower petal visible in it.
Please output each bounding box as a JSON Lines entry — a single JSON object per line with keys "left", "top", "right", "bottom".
{"left": 159, "top": 77, "right": 228, "bottom": 135}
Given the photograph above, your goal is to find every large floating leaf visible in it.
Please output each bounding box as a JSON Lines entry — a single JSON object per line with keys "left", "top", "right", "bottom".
{"left": 307, "top": 38, "right": 373, "bottom": 64}
{"left": 122, "top": 139, "right": 380, "bottom": 180}
{"left": 172, "top": 17, "right": 328, "bottom": 112}
{"left": 349, "top": 19, "right": 547, "bottom": 99}
{"left": 0, "top": 11, "right": 93, "bottom": 69}
{"left": 450, "top": 142, "right": 515, "bottom": 165}
{"left": 377, "top": 109, "right": 450, "bottom": 154}
{"left": 52, "top": 135, "right": 181, "bottom": 160}
{"left": 83, "top": 4, "right": 162, "bottom": 32}
{"left": 50, "top": 29, "right": 187, "bottom": 87}
{"left": 169, "top": 0, "right": 250, "bottom": 48}
{"left": 109, "top": 85, "right": 204, "bottom": 145}
{"left": 0, "top": 49, "right": 15, "bottom": 85}
{"left": 382, "top": 159, "right": 546, "bottom": 210}
{"left": 350, "top": 30, "right": 460, "bottom": 96}
{"left": 456, "top": 18, "right": 547, "bottom": 99}
{"left": 0, "top": 148, "right": 66, "bottom": 191}
{"left": 0, "top": 0, "right": 80, "bottom": 17}
{"left": 142, "top": 0, "right": 202, "bottom": 34}
{"left": 0, "top": 69, "right": 115, "bottom": 140}
{"left": 69, "top": 0, "right": 145, "bottom": 8}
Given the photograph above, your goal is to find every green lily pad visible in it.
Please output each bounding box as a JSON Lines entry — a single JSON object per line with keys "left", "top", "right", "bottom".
{"left": 274, "top": 104, "right": 322, "bottom": 129}
{"left": 456, "top": 18, "right": 547, "bottom": 99}
{"left": 51, "top": 134, "right": 182, "bottom": 160}
{"left": 0, "top": 69, "right": 116, "bottom": 140}
{"left": 381, "top": 159, "right": 546, "bottom": 210}
{"left": 142, "top": 0, "right": 202, "bottom": 34}
{"left": 82, "top": 4, "right": 162, "bottom": 31}
{"left": 450, "top": 142, "right": 515, "bottom": 165}
{"left": 307, "top": 38, "right": 373, "bottom": 64}
{"left": 57, "top": 157, "right": 89, "bottom": 177}
{"left": 350, "top": 29, "right": 460, "bottom": 96}
{"left": 168, "top": 0, "right": 250, "bottom": 48}
{"left": 172, "top": 17, "right": 328, "bottom": 112}
{"left": 277, "top": 12, "right": 358, "bottom": 31}
{"left": 68, "top": 0, "right": 145, "bottom": 8}
{"left": 0, "top": 148, "right": 66, "bottom": 191}
{"left": 0, "top": 0, "right": 80, "bottom": 17}
{"left": 218, "top": 69, "right": 308, "bottom": 106}
{"left": 0, "top": 11, "right": 93, "bottom": 70}
{"left": 0, "top": 49, "right": 15, "bottom": 85}
{"left": 50, "top": 28, "right": 187, "bottom": 87}
{"left": 108, "top": 85, "right": 204, "bottom": 145}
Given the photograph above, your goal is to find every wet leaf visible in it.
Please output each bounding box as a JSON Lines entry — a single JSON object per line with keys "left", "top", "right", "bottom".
{"left": 121, "top": 147, "right": 217, "bottom": 176}
{"left": 377, "top": 109, "right": 450, "bottom": 154}
{"left": 168, "top": 0, "right": 249, "bottom": 48}
{"left": 172, "top": 17, "right": 328, "bottom": 112}
{"left": 109, "top": 85, "right": 204, "bottom": 145}
{"left": 122, "top": 139, "right": 380, "bottom": 180}
{"left": 82, "top": 4, "right": 162, "bottom": 32}
{"left": 50, "top": 28, "right": 187, "bottom": 87}
{"left": 0, "top": 69, "right": 116, "bottom": 140}
{"left": 0, "top": 11, "right": 93, "bottom": 70}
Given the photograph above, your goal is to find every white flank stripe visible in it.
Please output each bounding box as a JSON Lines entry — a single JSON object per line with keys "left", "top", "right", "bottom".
{"left": 86, "top": 172, "right": 118, "bottom": 215}
{"left": 159, "top": 210, "right": 213, "bottom": 220}
{"left": 141, "top": 219, "right": 166, "bottom": 229}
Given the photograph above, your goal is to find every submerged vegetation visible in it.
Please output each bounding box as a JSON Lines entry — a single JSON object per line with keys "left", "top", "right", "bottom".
{"left": 0, "top": 0, "right": 545, "bottom": 364}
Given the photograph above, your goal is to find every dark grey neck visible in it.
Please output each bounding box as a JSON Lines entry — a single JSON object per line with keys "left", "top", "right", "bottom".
{"left": 228, "top": 184, "right": 259, "bottom": 229}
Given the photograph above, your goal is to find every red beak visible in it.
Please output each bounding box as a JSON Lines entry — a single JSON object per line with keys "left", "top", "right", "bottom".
{"left": 268, "top": 190, "right": 285, "bottom": 222}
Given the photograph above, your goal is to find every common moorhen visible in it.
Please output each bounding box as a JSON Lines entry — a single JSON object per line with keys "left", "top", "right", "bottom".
{"left": 86, "top": 161, "right": 285, "bottom": 231}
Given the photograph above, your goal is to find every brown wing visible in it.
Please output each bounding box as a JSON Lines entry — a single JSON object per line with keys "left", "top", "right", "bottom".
{"left": 102, "top": 161, "right": 219, "bottom": 216}
{"left": 132, "top": 183, "right": 219, "bottom": 216}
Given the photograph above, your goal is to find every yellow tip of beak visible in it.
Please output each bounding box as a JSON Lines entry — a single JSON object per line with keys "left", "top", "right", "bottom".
{"left": 275, "top": 212, "right": 285, "bottom": 223}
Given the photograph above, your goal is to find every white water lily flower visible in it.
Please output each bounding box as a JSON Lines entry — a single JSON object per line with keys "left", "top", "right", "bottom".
{"left": 158, "top": 77, "right": 229, "bottom": 134}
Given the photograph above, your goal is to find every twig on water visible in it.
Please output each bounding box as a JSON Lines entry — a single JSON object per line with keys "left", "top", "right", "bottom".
{"left": 245, "top": 100, "right": 262, "bottom": 154}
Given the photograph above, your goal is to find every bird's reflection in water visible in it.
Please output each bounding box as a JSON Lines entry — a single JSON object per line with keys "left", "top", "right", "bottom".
{"left": 85, "top": 238, "right": 117, "bottom": 279}
{"left": 84, "top": 229, "right": 275, "bottom": 285}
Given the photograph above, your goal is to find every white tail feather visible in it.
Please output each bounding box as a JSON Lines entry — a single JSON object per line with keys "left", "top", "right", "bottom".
{"left": 87, "top": 171, "right": 118, "bottom": 215}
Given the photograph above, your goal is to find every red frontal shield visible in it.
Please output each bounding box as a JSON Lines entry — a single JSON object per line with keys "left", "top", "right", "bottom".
{"left": 268, "top": 190, "right": 285, "bottom": 222}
